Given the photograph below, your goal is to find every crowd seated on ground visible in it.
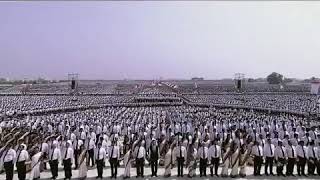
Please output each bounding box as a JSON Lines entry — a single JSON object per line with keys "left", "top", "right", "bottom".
{"left": 0, "top": 82, "right": 317, "bottom": 117}
{"left": 0, "top": 95, "right": 133, "bottom": 115}
{"left": 177, "top": 83, "right": 310, "bottom": 94}
{"left": 186, "top": 94, "right": 318, "bottom": 114}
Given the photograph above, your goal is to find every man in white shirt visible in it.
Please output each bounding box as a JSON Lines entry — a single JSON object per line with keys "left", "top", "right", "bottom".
{"left": 3, "top": 143, "right": 16, "bottom": 180}
{"left": 134, "top": 140, "right": 146, "bottom": 178}
{"left": 63, "top": 141, "right": 73, "bottom": 180}
{"left": 263, "top": 138, "right": 275, "bottom": 176}
{"left": 208, "top": 139, "right": 221, "bottom": 177}
{"left": 73, "top": 138, "right": 83, "bottom": 170}
{"left": 296, "top": 140, "right": 307, "bottom": 176}
{"left": 149, "top": 138, "right": 159, "bottom": 177}
{"left": 175, "top": 138, "right": 186, "bottom": 177}
{"left": 96, "top": 142, "right": 106, "bottom": 179}
{"left": 90, "top": 128, "right": 96, "bottom": 144}
{"left": 49, "top": 141, "right": 61, "bottom": 179}
{"left": 96, "top": 125, "right": 102, "bottom": 143}
{"left": 41, "top": 138, "right": 49, "bottom": 170}
{"left": 285, "top": 140, "right": 296, "bottom": 176}
{"left": 88, "top": 137, "right": 96, "bottom": 167}
{"left": 307, "top": 141, "right": 317, "bottom": 175}
{"left": 251, "top": 140, "right": 263, "bottom": 176}
{"left": 198, "top": 141, "right": 208, "bottom": 177}
{"left": 80, "top": 128, "right": 86, "bottom": 141}
{"left": 274, "top": 141, "right": 287, "bottom": 176}
{"left": 109, "top": 140, "right": 120, "bottom": 179}
{"left": 16, "top": 144, "right": 29, "bottom": 180}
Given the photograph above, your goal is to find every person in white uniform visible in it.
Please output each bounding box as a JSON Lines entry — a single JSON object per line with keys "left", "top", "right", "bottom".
{"left": 63, "top": 140, "right": 73, "bottom": 180}
{"left": 95, "top": 142, "right": 106, "bottom": 179}
{"left": 3, "top": 143, "right": 16, "bottom": 180}
{"left": 49, "top": 142, "right": 61, "bottom": 180}
{"left": 16, "top": 144, "right": 29, "bottom": 180}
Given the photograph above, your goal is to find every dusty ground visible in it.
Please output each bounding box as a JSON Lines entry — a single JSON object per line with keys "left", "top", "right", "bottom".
{"left": 1, "top": 163, "right": 319, "bottom": 180}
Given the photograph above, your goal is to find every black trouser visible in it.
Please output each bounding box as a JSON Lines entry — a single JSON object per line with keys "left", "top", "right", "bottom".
{"left": 136, "top": 158, "right": 144, "bottom": 177}
{"left": 16, "top": 161, "right": 26, "bottom": 180}
{"left": 317, "top": 160, "right": 320, "bottom": 176}
{"left": 297, "top": 157, "right": 306, "bottom": 176}
{"left": 150, "top": 159, "right": 158, "bottom": 176}
{"left": 4, "top": 161, "right": 14, "bottom": 180}
{"left": 177, "top": 157, "right": 184, "bottom": 177}
{"left": 276, "top": 158, "right": 285, "bottom": 175}
{"left": 199, "top": 158, "right": 208, "bottom": 177}
{"left": 110, "top": 158, "right": 118, "bottom": 178}
{"left": 63, "top": 159, "right": 72, "bottom": 179}
{"left": 74, "top": 149, "right": 79, "bottom": 169}
{"left": 49, "top": 160, "right": 59, "bottom": 178}
{"left": 88, "top": 149, "right": 95, "bottom": 166}
{"left": 96, "top": 159, "right": 104, "bottom": 178}
{"left": 43, "top": 153, "right": 48, "bottom": 170}
{"left": 265, "top": 157, "right": 274, "bottom": 175}
{"left": 254, "top": 156, "right": 263, "bottom": 175}
{"left": 286, "top": 158, "right": 295, "bottom": 175}
{"left": 210, "top": 157, "right": 220, "bottom": 176}
{"left": 308, "top": 158, "right": 316, "bottom": 175}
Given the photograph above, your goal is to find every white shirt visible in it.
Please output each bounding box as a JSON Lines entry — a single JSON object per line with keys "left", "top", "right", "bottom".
{"left": 275, "top": 146, "right": 287, "bottom": 160}
{"left": 50, "top": 148, "right": 61, "bottom": 161}
{"left": 285, "top": 145, "right": 296, "bottom": 158}
{"left": 103, "top": 126, "right": 108, "bottom": 133}
{"left": 96, "top": 126, "right": 102, "bottom": 135}
{"left": 16, "top": 149, "right": 29, "bottom": 162}
{"left": 41, "top": 143, "right": 49, "bottom": 154}
{"left": 3, "top": 149, "right": 16, "bottom": 162}
{"left": 175, "top": 145, "right": 187, "bottom": 158}
{"left": 80, "top": 132, "right": 86, "bottom": 140}
{"left": 208, "top": 144, "right": 221, "bottom": 159}
{"left": 307, "top": 146, "right": 318, "bottom": 159}
{"left": 309, "top": 130, "right": 316, "bottom": 140}
{"left": 102, "top": 140, "right": 108, "bottom": 150}
{"left": 88, "top": 139, "right": 95, "bottom": 150}
{"left": 108, "top": 145, "right": 120, "bottom": 159}
{"left": 296, "top": 145, "right": 308, "bottom": 158}
{"left": 135, "top": 146, "right": 146, "bottom": 159}
{"left": 96, "top": 147, "right": 106, "bottom": 160}
{"left": 91, "top": 132, "right": 96, "bottom": 141}
{"left": 263, "top": 143, "right": 275, "bottom": 157}
{"left": 198, "top": 146, "right": 208, "bottom": 159}
{"left": 73, "top": 139, "right": 83, "bottom": 150}
{"left": 64, "top": 147, "right": 74, "bottom": 160}
{"left": 70, "top": 133, "right": 76, "bottom": 142}
{"left": 251, "top": 145, "right": 263, "bottom": 157}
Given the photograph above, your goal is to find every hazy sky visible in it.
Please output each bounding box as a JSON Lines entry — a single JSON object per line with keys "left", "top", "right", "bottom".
{"left": 1, "top": 2, "right": 320, "bottom": 80}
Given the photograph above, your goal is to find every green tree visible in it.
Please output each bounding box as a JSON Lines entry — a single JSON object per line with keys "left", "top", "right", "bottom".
{"left": 267, "top": 72, "right": 283, "bottom": 84}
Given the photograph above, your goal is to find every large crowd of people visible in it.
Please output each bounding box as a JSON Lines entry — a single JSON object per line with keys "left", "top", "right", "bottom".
{"left": 0, "top": 95, "right": 133, "bottom": 116}
{"left": 0, "top": 81, "right": 319, "bottom": 180}
{"left": 186, "top": 94, "right": 318, "bottom": 114}
{"left": 0, "top": 105, "right": 320, "bottom": 180}
{"left": 176, "top": 83, "right": 310, "bottom": 94}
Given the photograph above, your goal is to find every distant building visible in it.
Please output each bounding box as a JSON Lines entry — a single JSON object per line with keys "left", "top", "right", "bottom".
{"left": 311, "top": 80, "right": 320, "bottom": 95}
{"left": 191, "top": 77, "right": 204, "bottom": 81}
